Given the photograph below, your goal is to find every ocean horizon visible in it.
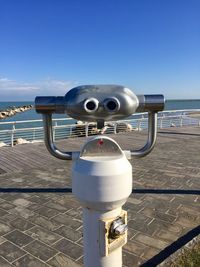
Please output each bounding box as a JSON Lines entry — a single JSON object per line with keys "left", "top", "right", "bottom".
{"left": 1, "top": 99, "right": 200, "bottom": 123}
{"left": 1, "top": 99, "right": 200, "bottom": 142}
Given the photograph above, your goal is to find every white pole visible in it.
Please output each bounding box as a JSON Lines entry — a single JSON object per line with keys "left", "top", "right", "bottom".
{"left": 180, "top": 116, "right": 183, "bottom": 127}
{"left": 83, "top": 207, "right": 122, "bottom": 267}
{"left": 11, "top": 125, "right": 15, "bottom": 147}
{"left": 114, "top": 122, "right": 117, "bottom": 134}
{"left": 53, "top": 122, "right": 57, "bottom": 141}
{"left": 33, "top": 129, "right": 36, "bottom": 141}
{"left": 10, "top": 131, "right": 13, "bottom": 147}
{"left": 160, "top": 117, "right": 163, "bottom": 129}
{"left": 137, "top": 120, "right": 140, "bottom": 131}
{"left": 85, "top": 123, "right": 89, "bottom": 137}
{"left": 72, "top": 136, "right": 132, "bottom": 267}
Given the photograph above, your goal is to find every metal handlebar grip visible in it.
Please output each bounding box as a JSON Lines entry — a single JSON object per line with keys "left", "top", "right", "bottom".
{"left": 136, "top": 94, "right": 165, "bottom": 112}
{"left": 35, "top": 96, "right": 65, "bottom": 114}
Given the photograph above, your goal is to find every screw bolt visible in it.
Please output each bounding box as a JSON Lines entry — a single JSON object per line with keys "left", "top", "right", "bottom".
{"left": 109, "top": 217, "right": 128, "bottom": 239}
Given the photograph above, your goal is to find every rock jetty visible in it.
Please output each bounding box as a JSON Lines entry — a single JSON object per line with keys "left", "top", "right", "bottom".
{"left": 13, "top": 138, "right": 30, "bottom": 145}
{"left": 71, "top": 121, "right": 133, "bottom": 137}
{"left": 0, "top": 105, "right": 33, "bottom": 120}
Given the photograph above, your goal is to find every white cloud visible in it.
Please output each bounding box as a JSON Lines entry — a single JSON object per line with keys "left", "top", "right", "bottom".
{"left": 0, "top": 77, "right": 79, "bottom": 100}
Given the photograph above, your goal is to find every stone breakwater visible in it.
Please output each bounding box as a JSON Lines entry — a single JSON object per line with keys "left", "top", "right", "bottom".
{"left": 71, "top": 121, "right": 133, "bottom": 137}
{"left": 0, "top": 105, "right": 33, "bottom": 120}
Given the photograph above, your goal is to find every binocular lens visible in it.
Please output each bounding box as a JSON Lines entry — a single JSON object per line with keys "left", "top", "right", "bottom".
{"left": 104, "top": 98, "right": 120, "bottom": 113}
{"left": 86, "top": 101, "right": 97, "bottom": 111}
{"left": 84, "top": 98, "right": 99, "bottom": 112}
{"left": 106, "top": 100, "right": 117, "bottom": 111}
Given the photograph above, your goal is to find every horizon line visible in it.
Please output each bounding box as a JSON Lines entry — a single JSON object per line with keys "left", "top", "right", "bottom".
{"left": 1, "top": 98, "right": 200, "bottom": 102}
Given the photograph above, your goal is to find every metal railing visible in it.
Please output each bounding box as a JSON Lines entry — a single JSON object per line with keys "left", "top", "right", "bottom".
{"left": 0, "top": 109, "right": 200, "bottom": 147}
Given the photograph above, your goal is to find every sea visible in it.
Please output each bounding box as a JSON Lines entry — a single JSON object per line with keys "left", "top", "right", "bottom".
{"left": 0, "top": 100, "right": 200, "bottom": 130}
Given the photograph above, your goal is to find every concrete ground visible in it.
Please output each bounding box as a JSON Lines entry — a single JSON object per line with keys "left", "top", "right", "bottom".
{"left": 0, "top": 126, "right": 199, "bottom": 267}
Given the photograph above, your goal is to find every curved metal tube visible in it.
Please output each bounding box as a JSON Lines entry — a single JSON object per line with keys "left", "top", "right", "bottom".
{"left": 131, "top": 112, "right": 157, "bottom": 158}
{"left": 42, "top": 114, "right": 72, "bottom": 160}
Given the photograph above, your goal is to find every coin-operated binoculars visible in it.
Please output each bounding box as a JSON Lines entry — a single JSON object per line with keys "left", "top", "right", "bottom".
{"left": 35, "top": 85, "right": 164, "bottom": 267}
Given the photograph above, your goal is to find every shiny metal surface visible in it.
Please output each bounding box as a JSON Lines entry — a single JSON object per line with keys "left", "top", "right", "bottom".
{"left": 35, "top": 96, "right": 65, "bottom": 114}
{"left": 80, "top": 136, "right": 123, "bottom": 157}
{"left": 131, "top": 112, "right": 157, "bottom": 158}
{"left": 103, "top": 97, "right": 120, "bottom": 113}
{"left": 83, "top": 98, "right": 99, "bottom": 113}
{"left": 64, "top": 85, "right": 139, "bottom": 121}
{"left": 35, "top": 85, "right": 164, "bottom": 119}
{"left": 136, "top": 94, "right": 165, "bottom": 112}
{"left": 109, "top": 217, "right": 128, "bottom": 238}
{"left": 42, "top": 114, "right": 72, "bottom": 160}
{"left": 34, "top": 84, "right": 165, "bottom": 160}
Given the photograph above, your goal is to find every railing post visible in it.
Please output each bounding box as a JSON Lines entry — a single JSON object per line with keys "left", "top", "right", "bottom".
{"left": 11, "top": 125, "right": 15, "bottom": 147}
{"left": 85, "top": 123, "right": 89, "bottom": 137}
{"left": 137, "top": 119, "right": 141, "bottom": 131}
{"left": 180, "top": 115, "right": 183, "bottom": 127}
{"left": 114, "top": 122, "right": 117, "bottom": 134}
{"left": 11, "top": 131, "right": 13, "bottom": 147}
{"left": 33, "top": 129, "right": 36, "bottom": 141}
{"left": 53, "top": 122, "right": 57, "bottom": 141}
{"left": 70, "top": 125, "right": 72, "bottom": 137}
{"left": 160, "top": 117, "right": 163, "bottom": 129}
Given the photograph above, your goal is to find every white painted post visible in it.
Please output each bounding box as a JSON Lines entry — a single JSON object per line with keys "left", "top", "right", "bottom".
{"left": 180, "top": 116, "right": 183, "bottom": 127}
{"left": 160, "top": 117, "right": 163, "bottom": 129}
{"left": 137, "top": 120, "right": 141, "bottom": 131}
{"left": 69, "top": 125, "right": 72, "bottom": 137}
{"left": 53, "top": 122, "right": 57, "bottom": 141}
{"left": 72, "top": 136, "right": 132, "bottom": 267}
{"left": 11, "top": 131, "right": 14, "bottom": 147}
{"left": 114, "top": 122, "right": 117, "bottom": 134}
{"left": 85, "top": 123, "right": 89, "bottom": 137}
{"left": 82, "top": 208, "right": 123, "bottom": 267}
{"left": 33, "top": 129, "right": 36, "bottom": 141}
{"left": 11, "top": 125, "right": 15, "bottom": 147}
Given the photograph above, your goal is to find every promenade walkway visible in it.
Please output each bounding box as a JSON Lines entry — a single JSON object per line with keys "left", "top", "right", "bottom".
{"left": 0, "top": 126, "right": 199, "bottom": 267}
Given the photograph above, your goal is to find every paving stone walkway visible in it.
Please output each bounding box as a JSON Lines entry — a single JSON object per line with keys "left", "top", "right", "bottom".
{"left": 0, "top": 126, "right": 199, "bottom": 267}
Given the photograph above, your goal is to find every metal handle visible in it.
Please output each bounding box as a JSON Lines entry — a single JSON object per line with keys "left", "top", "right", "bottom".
{"left": 131, "top": 112, "right": 157, "bottom": 158}
{"left": 42, "top": 112, "right": 157, "bottom": 160}
{"left": 136, "top": 94, "right": 164, "bottom": 112}
{"left": 43, "top": 114, "right": 72, "bottom": 160}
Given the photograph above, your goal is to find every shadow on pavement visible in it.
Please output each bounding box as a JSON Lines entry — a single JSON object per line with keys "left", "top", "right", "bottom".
{"left": 132, "top": 188, "right": 200, "bottom": 195}
{"left": 0, "top": 188, "right": 199, "bottom": 195}
{"left": 158, "top": 131, "right": 200, "bottom": 137}
{"left": 140, "top": 224, "right": 200, "bottom": 267}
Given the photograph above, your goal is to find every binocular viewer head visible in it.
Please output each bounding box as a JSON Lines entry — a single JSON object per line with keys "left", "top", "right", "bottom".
{"left": 35, "top": 85, "right": 165, "bottom": 160}
{"left": 35, "top": 85, "right": 164, "bottom": 124}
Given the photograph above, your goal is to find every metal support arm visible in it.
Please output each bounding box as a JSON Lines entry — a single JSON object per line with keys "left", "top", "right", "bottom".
{"left": 43, "top": 114, "right": 72, "bottom": 160}
{"left": 42, "top": 112, "right": 158, "bottom": 160}
{"left": 131, "top": 112, "right": 157, "bottom": 158}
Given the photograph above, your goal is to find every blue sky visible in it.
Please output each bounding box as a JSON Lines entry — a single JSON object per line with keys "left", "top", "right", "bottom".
{"left": 0, "top": 0, "right": 199, "bottom": 100}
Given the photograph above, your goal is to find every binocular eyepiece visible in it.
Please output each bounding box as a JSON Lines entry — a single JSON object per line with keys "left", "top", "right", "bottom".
{"left": 84, "top": 98, "right": 99, "bottom": 113}
{"left": 83, "top": 97, "right": 120, "bottom": 114}
{"left": 103, "top": 97, "right": 120, "bottom": 113}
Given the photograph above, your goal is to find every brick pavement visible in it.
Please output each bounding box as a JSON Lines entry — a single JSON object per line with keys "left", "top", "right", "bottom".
{"left": 0, "top": 127, "right": 199, "bottom": 266}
